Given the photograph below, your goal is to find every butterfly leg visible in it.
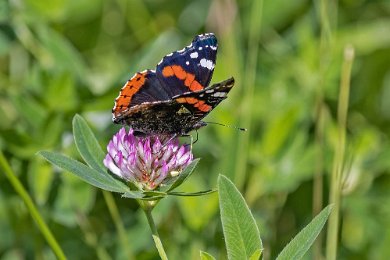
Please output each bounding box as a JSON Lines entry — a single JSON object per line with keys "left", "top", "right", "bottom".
{"left": 152, "top": 134, "right": 178, "bottom": 155}
{"left": 181, "top": 130, "right": 199, "bottom": 152}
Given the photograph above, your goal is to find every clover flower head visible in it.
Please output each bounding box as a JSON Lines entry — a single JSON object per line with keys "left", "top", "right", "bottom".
{"left": 103, "top": 128, "right": 193, "bottom": 190}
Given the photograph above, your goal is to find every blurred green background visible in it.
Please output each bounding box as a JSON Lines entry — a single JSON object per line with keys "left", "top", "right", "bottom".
{"left": 1, "top": 0, "right": 390, "bottom": 259}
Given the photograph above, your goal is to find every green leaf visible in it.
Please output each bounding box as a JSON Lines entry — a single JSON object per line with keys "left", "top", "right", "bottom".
{"left": 28, "top": 158, "right": 54, "bottom": 206}
{"left": 200, "top": 251, "right": 216, "bottom": 260}
{"left": 38, "top": 151, "right": 130, "bottom": 193}
{"left": 121, "top": 191, "right": 145, "bottom": 199}
{"left": 249, "top": 249, "right": 263, "bottom": 260}
{"left": 45, "top": 72, "right": 78, "bottom": 112}
{"left": 52, "top": 173, "right": 96, "bottom": 227}
{"left": 167, "top": 190, "right": 216, "bottom": 197}
{"left": 72, "top": 114, "right": 106, "bottom": 172}
{"left": 162, "top": 158, "right": 200, "bottom": 192}
{"left": 122, "top": 193, "right": 165, "bottom": 201}
{"left": 142, "top": 190, "right": 167, "bottom": 197}
{"left": 10, "top": 94, "right": 47, "bottom": 129}
{"left": 0, "top": 30, "right": 11, "bottom": 55}
{"left": 261, "top": 105, "right": 299, "bottom": 156}
{"left": 276, "top": 204, "right": 333, "bottom": 260}
{"left": 36, "top": 25, "right": 87, "bottom": 78}
{"left": 218, "top": 175, "right": 263, "bottom": 260}
{"left": 41, "top": 115, "right": 64, "bottom": 147}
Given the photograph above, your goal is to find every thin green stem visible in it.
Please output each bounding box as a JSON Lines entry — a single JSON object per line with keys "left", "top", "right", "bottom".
{"left": 102, "top": 190, "right": 135, "bottom": 260}
{"left": 313, "top": 0, "right": 334, "bottom": 257}
{"left": 234, "top": 0, "right": 263, "bottom": 189}
{"left": 76, "top": 212, "right": 112, "bottom": 260}
{"left": 326, "top": 45, "right": 354, "bottom": 260}
{"left": 312, "top": 99, "right": 325, "bottom": 259}
{"left": 139, "top": 200, "right": 168, "bottom": 260}
{"left": 0, "top": 151, "right": 67, "bottom": 260}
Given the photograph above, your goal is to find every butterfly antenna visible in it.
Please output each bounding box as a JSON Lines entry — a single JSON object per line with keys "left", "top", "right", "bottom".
{"left": 204, "top": 121, "right": 247, "bottom": 132}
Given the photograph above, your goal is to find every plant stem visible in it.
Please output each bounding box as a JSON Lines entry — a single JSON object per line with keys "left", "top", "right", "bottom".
{"left": 234, "top": 0, "right": 263, "bottom": 189}
{"left": 312, "top": 99, "right": 325, "bottom": 258}
{"left": 326, "top": 45, "right": 354, "bottom": 260}
{"left": 313, "top": 0, "right": 333, "bottom": 257}
{"left": 76, "top": 211, "right": 112, "bottom": 260}
{"left": 0, "top": 151, "right": 67, "bottom": 260}
{"left": 102, "top": 190, "right": 135, "bottom": 260}
{"left": 140, "top": 201, "right": 168, "bottom": 260}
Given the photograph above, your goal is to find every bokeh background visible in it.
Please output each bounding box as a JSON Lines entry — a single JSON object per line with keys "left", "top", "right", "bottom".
{"left": 1, "top": 0, "right": 390, "bottom": 259}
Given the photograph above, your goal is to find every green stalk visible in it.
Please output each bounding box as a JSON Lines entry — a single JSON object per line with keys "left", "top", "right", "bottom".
{"left": 0, "top": 151, "right": 66, "bottom": 260}
{"left": 76, "top": 212, "right": 112, "bottom": 260}
{"left": 102, "top": 190, "right": 135, "bottom": 260}
{"left": 313, "top": 0, "right": 333, "bottom": 257}
{"left": 234, "top": 0, "right": 263, "bottom": 189}
{"left": 139, "top": 200, "right": 168, "bottom": 260}
{"left": 325, "top": 45, "right": 354, "bottom": 260}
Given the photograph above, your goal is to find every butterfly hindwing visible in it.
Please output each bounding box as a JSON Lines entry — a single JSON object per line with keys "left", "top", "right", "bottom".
{"left": 174, "top": 77, "right": 235, "bottom": 117}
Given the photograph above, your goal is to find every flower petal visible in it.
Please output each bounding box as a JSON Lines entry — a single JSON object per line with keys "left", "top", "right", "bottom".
{"left": 103, "top": 128, "right": 194, "bottom": 190}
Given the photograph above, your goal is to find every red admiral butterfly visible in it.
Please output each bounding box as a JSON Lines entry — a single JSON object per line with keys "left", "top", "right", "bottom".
{"left": 112, "top": 33, "right": 234, "bottom": 136}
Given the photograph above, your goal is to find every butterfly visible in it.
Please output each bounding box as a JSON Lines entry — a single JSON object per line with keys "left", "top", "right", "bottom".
{"left": 112, "top": 33, "right": 234, "bottom": 136}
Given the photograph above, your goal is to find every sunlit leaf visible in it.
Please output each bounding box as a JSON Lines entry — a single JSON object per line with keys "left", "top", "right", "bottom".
{"left": 200, "top": 251, "right": 216, "bottom": 260}
{"left": 261, "top": 105, "right": 299, "bottom": 156}
{"left": 218, "top": 175, "right": 263, "bottom": 260}
{"left": 39, "top": 151, "right": 130, "bottom": 193}
{"left": 41, "top": 115, "right": 64, "bottom": 147}
{"left": 276, "top": 205, "right": 333, "bottom": 260}
{"left": 249, "top": 249, "right": 262, "bottom": 260}
{"left": 52, "top": 173, "right": 96, "bottom": 227}
{"left": 121, "top": 191, "right": 145, "bottom": 199}
{"left": 178, "top": 177, "right": 219, "bottom": 231}
{"left": 72, "top": 114, "right": 106, "bottom": 172}
{"left": 36, "top": 25, "right": 87, "bottom": 77}
{"left": 10, "top": 95, "right": 47, "bottom": 129}
{"left": 28, "top": 158, "right": 54, "bottom": 206}
{"left": 45, "top": 72, "right": 78, "bottom": 112}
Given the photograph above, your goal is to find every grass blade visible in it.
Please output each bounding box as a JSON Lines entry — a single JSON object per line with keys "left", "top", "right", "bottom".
{"left": 277, "top": 204, "right": 333, "bottom": 260}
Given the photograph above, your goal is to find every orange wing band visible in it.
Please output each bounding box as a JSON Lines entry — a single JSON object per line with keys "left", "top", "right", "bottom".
{"left": 162, "top": 65, "right": 204, "bottom": 92}
{"left": 176, "top": 97, "right": 211, "bottom": 112}
{"left": 114, "top": 72, "right": 146, "bottom": 114}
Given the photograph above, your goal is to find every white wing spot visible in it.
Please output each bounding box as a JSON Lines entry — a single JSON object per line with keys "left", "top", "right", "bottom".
{"left": 178, "top": 48, "right": 186, "bottom": 53}
{"left": 198, "top": 47, "right": 203, "bottom": 50}
{"left": 186, "top": 61, "right": 190, "bottom": 65}
{"left": 199, "top": 58, "right": 214, "bottom": 70}
{"left": 213, "top": 92, "right": 227, "bottom": 98}
{"left": 205, "top": 89, "right": 214, "bottom": 93}
{"left": 199, "top": 94, "right": 204, "bottom": 97}
{"left": 190, "top": 52, "right": 198, "bottom": 58}
{"left": 210, "top": 45, "right": 217, "bottom": 50}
